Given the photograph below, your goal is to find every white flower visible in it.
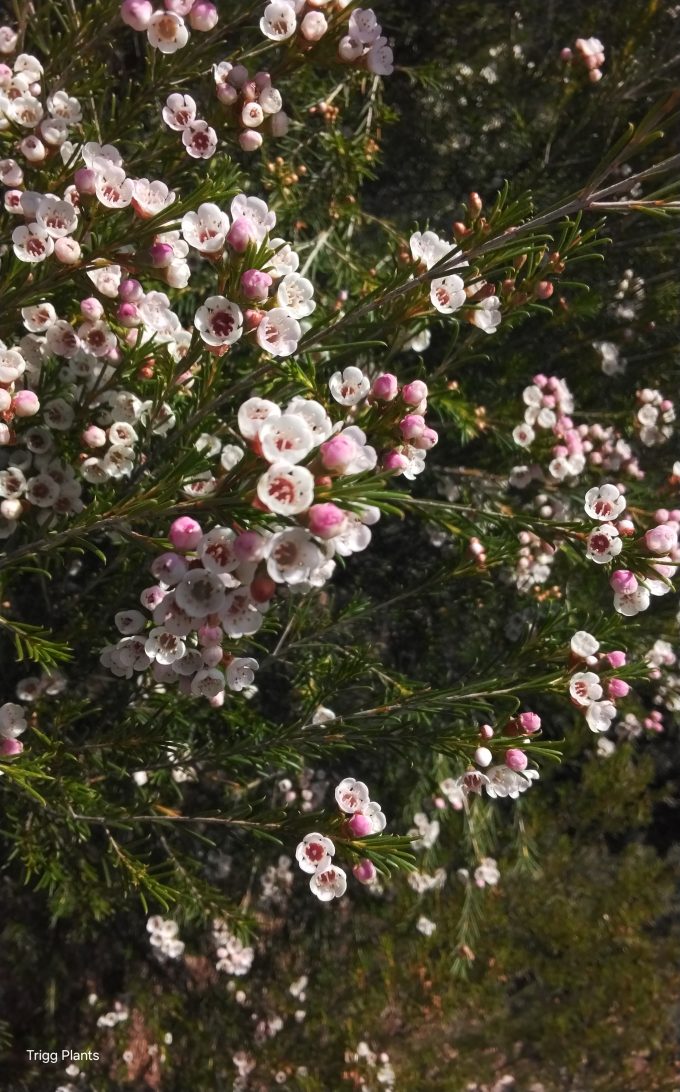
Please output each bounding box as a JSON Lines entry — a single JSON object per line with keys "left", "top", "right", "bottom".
{"left": 114, "top": 610, "right": 146, "bottom": 635}
{"left": 12, "top": 222, "right": 54, "bottom": 263}
{"left": 309, "top": 864, "right": 347, "bottom": 902}
{"left": 195, "top": 296, "right": 243, "bottom": 347}
{"left": 266, "top": 238, "right": 299, "bottom": 276}
{"left": 335, "top": 777, "right": 370, "bottom": 814}
{"left": 512, "top": 423, "right": 535, "bottom": 447}
{"left": 366, "top": 36, "right": 394, "bottom": 76}
{"left": 286, "top": 398, "right": 333, "bottom": 443}
{"left": 144, "top": 628, "right": 186, "bottom": 665}
{"left": 586, "top": 522, "right": 622, "bottom": 564}
{"left": 0, "top": 349, "right": 26, "bottom": 382}
{"left": 35, "top": 196, "right": 78, "bottom": 238}
{"left": 276, "top": 273, "right": 316, "bottom": 318}
{"left": 221, "top": 588, "right": 264, "bottom": 639}
{"left": 570, "top": 631, "right": 599, "bottom": 658}
{"left": 594, "top": 340, "right": 624, "bottom": 376}
{"left": 260, "top": 0, "right": 297, "bottom": 41}
{"left": 614, "top": 586, "right": 650, "bottom": 616}
{"left": 474, "top": 857, "right": 500, "bottom": 887}
{"left": 182, "top": 203, "right": 229, "bottom": 254}
{"left": 22, "top": 303, "right": 56, "bottom": 333}
{"left": 430, "top": 274, "right": 466, "bottom": 314}
{"left": 147, "top": 10, "right": 189, "bottom": 53}
{"left": 439, "top": 778, "right": 465, "bottom": 809}
{"left": 409, "top": 230, "right": 453, "bottom": 270}
{"left": 175, "top": 569, "right": 226, "bottom": 617}
{"left": 226, "top": 657, "right": 258, "bottom": 691}
{"left": 349, "top": 8, "right": 382, "bottom": 44}
{"left": 584, "top": 483, "right": 626, "bottom": 521}
{"left": 94, "top": 162, "right": 133, "bottom": 208}
{"left": 257, "top": 463, "right": 315, "bottom": 515}
{"left": 416, "top": 915, "right": 437, "bottom": 936}
{"left": 329, "top": 366, "right": 370, "bottom": 406}
{"left": 182, "top": 120, "right": 217, "bottom": 159}
{"left": 199, "top": 527, "right": 240, "bottom": 573}
{"left": 295, "top": 833, "right": 335, "bottom": 874}
{"left": 190, "top": 668, "right": 225, "bottom": 699}
{"left": 569, "top": 671, "right": 603, "bottom": 706}
{"left": 132, "top": 179, "right": 175, "bottom": 218}
{"left": 409, "top": 812, "right": 440, "bottom": 850}
{"left": 0, "top": 702, "right": 27, "bottom": 739}
{"left": 259, "top": 413, "right": 314, "bottom": 465}
{"left": 266, "top": 528, "right": 323, "bottom": 584}
{"left": 470, "top": 295, "right": 502, "bottom": 333}
{"left": 238, "top": 397, "right": 281, "bottom": 440}
{"left": 256, "top": 308, "right": 301, "bottom": 357}
{"left": 162, "top": 92, "right": 198, "bottom": 131}
{"left": 585, "top": 700, "right": 617, "bottom": 733}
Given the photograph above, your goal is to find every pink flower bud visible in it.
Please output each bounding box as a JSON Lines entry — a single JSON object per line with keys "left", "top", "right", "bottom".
{"left": 609, "top": 570, "right": 637, "bottom": 594}
{"left": 505, "top": 748, "right": 528, "bottom": 772}
{"left": 189, "top": 0, "right": 218, "bottom": 31}
{"left": 169, "top": 516, "right": 202, "bottom": 551}
{"left": 371, "top": 373, "right": 399, "bottom": 401}
{"left": 607, "top": 678, "right": 630, "bottom": 699}
{"left": 383, "top": 450, "right": 409, "bottom": 472}
{"left": 402, "top": 380, "right": 428, "bottom": 405}
{"left": 198, "top": 623, "right": 222, "bottom": 646}
{"left": 617, "top": 518, "right": 635, "bottom": 536}
{"left": 227, "top": 216, "right": 256, "bottom": 253}
{"left": 119, "top": 278, "right": 144, "bottom": 303}
{"left": 300, "top": 10, "right": 328, "bottom": 41}
{"left": 347, "top": 813, "right": 373, "bottom": 837}
{"left": 74, "top": 167, "right": 96, "bottom": 195}
{"left": 353, "top": 859, "right": 377, "bottom": 885}
{"left": 117, "top": 302, "right": 140, "bottom": 327}
{"left": 606, "top": 650, "right": 627, "bottom": 669}
{"left": 479, "top": 724, "right": 494, "bottom": 740}
{"left": 1, "top": 498, "right": 22, "bottom": 520}
{"left": 12, "top": 390, "right": 40, "bottom": 417}
{"left": 655, "top": 508, "right": 670, "bottom": 523}
{"left": 399, "top": 414, "right": 426, "bottom": 440}
{"left": 149, "top": 242, "right": 174, "bottom": 268}
{"left": 0, "top": 389, "right": 11, "bottom": 412}
{"left": 518, "top": 712, "right": 541, "bottom": 734}
{"left": 80, "top": 297, "right": 104, "bottom": 321}
{"left": 308, "top": 502, "right": 347, "bottom": 540}
{"left": 645, "top": 524, "right": 678, "bottom": 555}
{"left": 54, "top": 238, "right": 81, "bottom": 264}
{"left": 120, "top": 0, "right": 153, "bottom": 31}
{"left": 320, "top": 433, "right": 358, "bottom": 472}
{"left": 202, "top": 645, "right": 224, "bottom": 668}
{"left": 239, "top": 130, "right": 263, "bottom": 153}
{"left": 414, "top": 427, "right": 438, "bottom": 450}
{"left": 164, "top": 0, "right": 193, "bottom": 13}
{"left": 82, "top": 425, "right": 107, "bottom": 449}
{"left": 244, "top": 308, "right": 264, "bottom": 330}
{"left": 216, "top": 82, "right": 238, "bottom": 106}
{"left": 241, "top": 268, "right": 272, "bottom": 301}
{"left": 0, "top": 738, "right": 23, "bottom": 757}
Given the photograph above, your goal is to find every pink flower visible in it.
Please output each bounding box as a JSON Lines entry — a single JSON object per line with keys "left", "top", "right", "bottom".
{"left": 320, "top": 433, "right": 359, "bottom": 472}
{"left": 295, "top": 832, "right": 335, "bottom": 874}
{"left": 609, "top": 570, "right": 637, "bottom": 595}
{"left": 371, "top": 373, "right": 398, "bottom": 401}
{"left": 169, "top": 516, "right": 202, "bottom": 551}
{"left": 584, "top": 483, "right": 626, "bottom": 521}
{"left": 182, "top": 120, "right": 217, "bottom": 159}
{"left": 182, "top": 203, "right": 229, "bottom": 254}
{"left": 309, "top": 865, "right": 347, "bottom": 901}
{"left": 518, "top": 711, "right": 541, "bottom": 734}
{"left": 257, "top": 463, "right": 314, "bottom": 515}
{"left": 162, "top": 92, "right": 197, "bottom": 130}
{"left": 645, "top": 525, "right": 678, "bottom": 555}
{"left": 347, "top": 813, "right": 373, "bottom": 837}
{"left": 606, "top": 651, "right": 627, "bottom": 668}
{"left": 189, "top": 1, "right": 218, "bottom": 31}
{"left": 308, "top": 503, "right": 347, "bottom": 540}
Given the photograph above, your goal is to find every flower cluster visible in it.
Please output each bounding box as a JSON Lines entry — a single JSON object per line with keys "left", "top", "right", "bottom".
{"left": 583, "top": 484, "right": 678, "bottom": 615}
{"left": 0, "top": 701, "right": 27, "bottom": 757}
{"left": 410, "top": 229, "right": 502, "bottom": 333}
{"left": 212, "top": 918, "right": 255, "bottom": 976}
{"left": 162, "top": 91, "right": 217, "bottom": 159}
{"left": 450, "top": 715, "right": 542, "bottom": 801}
{"left": 568, "top": 630, "right": 631, "bottom": 733}
{"left": 121, "top": 0, "right": 218, "bottom": 53}
{"left": 295, "top": 777, "right": 386, "bottom": 901}
{"left": 0, "top": 49, "right": 81, "bottom": 169}
{"left": 146, "top": 915, "right": 185, "bottom": 959}
{"left": 562, "top": 36, "right": 606, "bottom": 82}
{"left": 213, "top": 63, "right": 289, "bottom": 152}
{"left": 635, "top": 387, "right": 674, "bottom": 446}
{"left": 337, "top": 7, "right": 395, "bottom": 76}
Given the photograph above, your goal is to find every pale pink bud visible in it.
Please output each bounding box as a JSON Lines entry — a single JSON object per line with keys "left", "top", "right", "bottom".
{"left": 1, "top": 498, "right": 22, "bottom": 520}
{"left": 121, "top": 0, "right": 153, "bottom": 30}
{"left": 82, "top": 425, "right": 107, "bottom": 448}
{"left": 308, "top": 502, "right": 347, "bottom": 540}
{"left": 353, "top": 859, "right": 377, "bottom": 885}
{"left": 74, "top": 167, "right": 96, "bottom": 194}
{"left": 149, "top": 242, "right": 174, "bottom": 268}
{"left": 607, "top": 678, "right": 630, "bottom": 699}
{"left": 119, "top": 278, "right": 144, "bottom": 302}
{"left": 241, "top": 269, "right": 272, "bottom": 301}
{"left": 645, "top": 525, "right": 678, "bottom": 555}
{"left": 609, "top": 570, "right": 637, "bottom": 594}
{"left": 54, "top": 238, "right": 81, "bottom": 264}
{"left": 216, "top": 83, "right": 238, "bottom": 105}
{"left": 560, "top": 46, "right": 573, "bottom": 61}
{"left": 189, "top": 0, "right": 218, "bottom": 31}
{"left": 474, "top": 746, "right": 492, "bottom": 767}
{"left": 300, "top": 11, "right": 328, "bottom": 41}
{"left": 164, "top": 0, "right": 193, "bottom": 13}
{"left": 402, "top": 380, "right": 428, "bottom": 405}
{"left": 320, "top": 433, "right": 358, "bottom": 472}
{"left": 169, "top": 515, "right": 202, "bottom": 551}
{"left": 80, "top": 297, "right": 104, "bottom": 321}
{"left": 12, "top": 390, "right": 40, "bottom": 417}
{"left": 202, "top": 645, "right": 224, "bottom": 668}
{"left": 239, "top": 130, "right": 263, "bottom": 152}
{"left": 198, "top": 623, "right": 222, "bottom": 645}
{"left": 655, "top": 508, "right": 670, "bottom": 523}
{"left": 505, "top": 748, "right": 528, "bottom": 772}
{"left": 399, "top": 413, "right": 426, "bottom": 440}
{"left": 371, "top": 373, "right": 398, "bottom": 401}
{"left": 234, "top": 530, "right": 266, "bottom": 562}
{"left": 479, "top": 724, "right": 494, "bottom": 740}
{"left": 269, "top": 110, "right": 289, "bottom": 137}
{"left": 414, "top": 427, "right": 438, "bottom": 450}
{"left": 617, "top": 518, "right": 635, "bottom": 536}
{"left": 347, "top": 813, "right": 373, "bottom": 837}
{"left": 227, "top": 216, "right": 256, "bottom": 253}
{"left": 116, "top": 302, "right": 140, "bottom": 327}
